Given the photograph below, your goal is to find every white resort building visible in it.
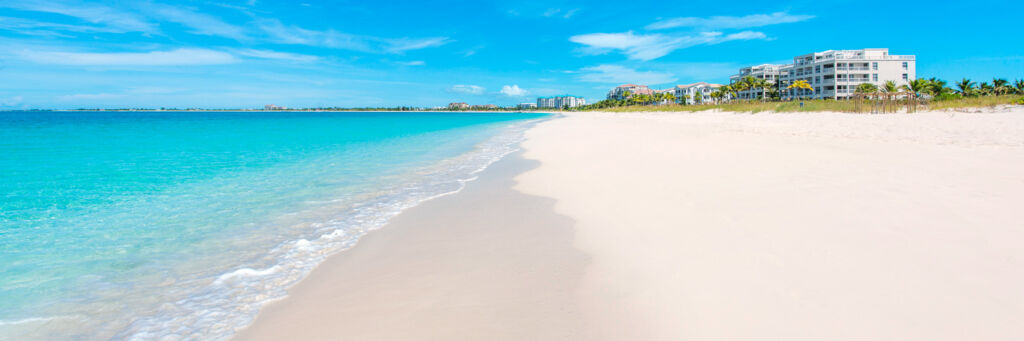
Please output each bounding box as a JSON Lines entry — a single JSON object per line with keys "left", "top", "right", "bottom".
{"left": 729, "top": 64, "right": 787, "bottom": 100}
{"left": 730, "top": 48, "right": 916, "bottom": 100}
{"left": 672, "top": 82, "right": 728, "bottom": 104}
{"left": 537, "top": 95, "right": 587, "bottom": 108}
{"left": 607, "top": 84, "right": 654, "bottom": 100}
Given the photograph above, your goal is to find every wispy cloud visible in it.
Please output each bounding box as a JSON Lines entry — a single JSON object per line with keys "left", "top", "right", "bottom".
{"left": 232, "top": 49, "right": 318, "bottom": 62}
{"left": 383, "top": 37, "right": 451, "bottom": 54}
{"left": 570, "top": 31, "right": 767, "bottom": 61}
{"left": 18, "top": 48, "right": 239, "bottom": 65}
{"left": 145, "top": 3, "right": 248, "bottom": 40}
{"left": 646, "top": 12, "right": 814, "bottom": 30}
{"left": 1, "top": 95, "right": 24, "bottom": 106}
{"left": 396, "top": 60, "right": 425, "bottom": 66}
{"left": 577, "top": 65, "right": 677, "bottom": 85}
{"left": 448, "top": 85, "right": 486, "bottom": 95}
{"left": 541, "top": 8, "right": 579, "bottom": 19}
{"left": 499, "top": 85, "right": 528, "bottom": 97}
{"left": 0, "top": 1, "right": 157, "bottom": 33}
{"left": 255, "top": 19, "right": 450, "bottom": 53}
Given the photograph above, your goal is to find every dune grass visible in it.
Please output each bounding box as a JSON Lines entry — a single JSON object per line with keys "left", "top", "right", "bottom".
{"left": 584, "top": 96, "right": 1023, "bottom": 113}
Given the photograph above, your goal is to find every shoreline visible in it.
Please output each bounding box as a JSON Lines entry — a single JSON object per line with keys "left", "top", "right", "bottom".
{"left": 237, "top": 109, "right": 1024, "bottom": 340}
{"left": 234, "top": 148, "right": 589, "bottom": 340}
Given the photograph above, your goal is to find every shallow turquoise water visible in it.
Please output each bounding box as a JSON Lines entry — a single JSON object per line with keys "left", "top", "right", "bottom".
{"left": 0, "top": 111, "right": 546, "bottom": 339}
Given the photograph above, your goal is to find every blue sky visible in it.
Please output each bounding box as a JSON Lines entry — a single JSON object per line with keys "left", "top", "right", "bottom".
{"left": 0, "top": 0, "right": 1021, "bottom": 109}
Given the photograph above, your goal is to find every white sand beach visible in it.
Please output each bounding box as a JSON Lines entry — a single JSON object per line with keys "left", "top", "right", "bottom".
{"left": 237, "top": 109, "right": 1024, "bottom": 340}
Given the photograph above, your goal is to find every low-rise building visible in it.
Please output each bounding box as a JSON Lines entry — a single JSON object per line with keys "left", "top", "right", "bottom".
{"left": 672, "top": 82, "right": 727, "bottom": 104}
{"left": 264, "top": 104, "right": 287, "bottom": 110}
{"left": 537, "top": 95, "right": 587, "bottom": 108}
{"left": 606, "top": 84, "right": 654, "bottom": 100}
{"left": 518, "top": 103, "right": 538, "bottom": 109}
{"left": 729, "top": 64, "right": 788, "bottom": 100}
{"left": 470, "top": 104, "right": 499, "bottom": 110}
{"left": 448, "top": 102, "right": 469, "bottom": 110}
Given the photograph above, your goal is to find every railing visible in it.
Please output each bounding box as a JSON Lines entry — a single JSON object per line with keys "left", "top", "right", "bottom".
{"left": 836, "top": 67, "right": 870, "bottom": 71}
{"left": 837, "top": 79, "right": 870, "bottom": 83}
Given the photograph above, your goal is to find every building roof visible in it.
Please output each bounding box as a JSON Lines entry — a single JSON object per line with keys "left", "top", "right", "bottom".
{"left": 674, "top": 82, "right": 725, "bottom": 89}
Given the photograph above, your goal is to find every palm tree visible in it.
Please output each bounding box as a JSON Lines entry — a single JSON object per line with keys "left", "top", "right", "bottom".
{"left": 979, "top": 82, "right": 994, "bottom": 96}
{"left": 720, "top": 85, "right": 737, "bottom": 102}
{"left": 992, "top": 78, "right": 1010, "bottom": 96}
{"left": 906, "top": 78, "right": 929, "bottom": 95}
{"left": 882, "top": 80, "right": 898, "bottom": 93}
{"left": 787, "top": 80, "right": 814, "bottom": 99}
{"left": 1015, "top": 79, "right": 1024, "bottom": 95}
{"left": 663, "top": 92, "right": 676, "bottom": 105}
{"left": 926, "top": 78, "right": 949, "bottom": 96}
{"left": 757, "top": 78, "right": 771, "bottom": 101}
{"left": 740, "top": 76, "right": 760, "bottom": 100}
{"left": 855, "top": 83, "right": 879, "bottom": 94}
{"left": 709, "top": 90, "right": 724, "bottom": 104}
{"left": 956, "top": 78, "right": 976, "bottom": 96}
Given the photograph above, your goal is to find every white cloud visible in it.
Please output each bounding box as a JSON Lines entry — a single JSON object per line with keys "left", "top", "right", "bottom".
{"left": 448, "top": 85, "right": 486, "bottom": 95}
{"left": 646, "top": 12, "right": 814, "bottom": 30}
{"left": 396, "top": 60, "right": 425, "bottom": 66}
{"left": 570, "top": 30, "right": 768, "bottom": 61}
{"left": 19, "top": 48, "right": 239, "bottom": 66}
{"left": 255, "top": 19, "right": 450, "bottom": 53}
{"left": 1, "top": 96, "right": 23, "bottom": 106}
{"left": 0, "top": 1, "right": 157, "bottom": 33}
{"left": 577, "top": 65, "right": 677, "bottom": 85}
{"left": 541, "top": 8, "right": 579, "bottom": 19}
{"left": 499, "top": 85, "right": 528, "bottom": 97}
{"left": 383, "top": 37, "right": 451, "bottom": 54}
{"left": 146, "top": 4, "right": 248, "bottom": 40}
{"left": 58, "top": 93, "right": 122, "bottom": 100}
{"left": 233, "top": 49, "right": 318, "bottom": 62}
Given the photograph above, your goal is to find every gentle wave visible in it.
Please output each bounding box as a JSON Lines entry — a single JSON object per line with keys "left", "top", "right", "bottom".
{"left": 114, "top": 117, "right": 545, "bottom": 340}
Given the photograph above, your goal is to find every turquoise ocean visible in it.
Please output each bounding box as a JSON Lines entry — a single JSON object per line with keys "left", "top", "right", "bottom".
{"left": 0, "top": 111, "right": 547, "bottom": 339}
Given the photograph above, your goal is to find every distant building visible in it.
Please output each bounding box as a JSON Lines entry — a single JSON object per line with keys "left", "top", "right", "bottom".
{"left": 731, "top": 48, "right": 916, "bottom": 100}
{"left": 607, "top": 84, "right": 654, "bottom": 100}
{"left": 470, "top": 104, "right": 499, "bottom": 110}
{"left": 518, "top": 103, "right": 538, "bottom": 109}
{"left": 729, "top": 64, "right": 788, "bottom": 100}
{"left": 448, "top": 102, "right": 469, "bottom": 110}
{"left": 537, "top": 95, "right": 587, "bottom": 108}
{"left": 672, "top": 82, "right": 728, "bottom": 104}
{"left": 264, "top": 104, "right": 287, "bottom": 110}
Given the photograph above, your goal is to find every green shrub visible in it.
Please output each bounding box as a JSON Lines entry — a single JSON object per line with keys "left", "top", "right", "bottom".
{"left": 934, "top": 93, "right": 962, "bottom": 101}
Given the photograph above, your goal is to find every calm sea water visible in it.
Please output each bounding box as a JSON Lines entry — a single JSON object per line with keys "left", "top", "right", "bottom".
{"left": 0, "top": 110, "right": 546, "bottom": 340}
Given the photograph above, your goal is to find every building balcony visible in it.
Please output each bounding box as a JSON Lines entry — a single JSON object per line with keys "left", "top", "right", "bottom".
{"left": 836, "top": 67, "right": 870, "bottom": 71}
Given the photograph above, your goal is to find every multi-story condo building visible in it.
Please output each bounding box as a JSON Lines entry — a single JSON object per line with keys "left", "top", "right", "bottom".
{"left": 729, "top": 64, "right": 788, "bottom": 100}
{"left": 731, "top": 48, "right": 916, "bottom": 100}
{"left": 537, "top": 95, "right": 587, "bottom": 108}
{"left": 672, "top": 82, "right": 728, "bottom": 104}
{"left": 607, "top": 84, "right": 654, "bottom": 100}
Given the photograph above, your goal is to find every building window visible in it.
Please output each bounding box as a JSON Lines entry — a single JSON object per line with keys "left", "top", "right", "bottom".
{"left": 814, "top": 65, "right": 821, "bottom": 73}
{"left": 872, "top": 62, "right": 878, "bottom": 70}
{"left": 815, "top": 76, "right": 820, "bottom": 84}
{"left": 902, "top": 62, "right": 908, "bottom": 69}
{"left": 872, "top": 74, "right": 878, "bottom": 82}
{"left": 902, "top": 73, "right": 909, "bottom": 80}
